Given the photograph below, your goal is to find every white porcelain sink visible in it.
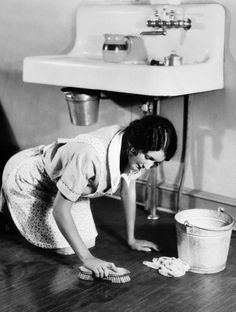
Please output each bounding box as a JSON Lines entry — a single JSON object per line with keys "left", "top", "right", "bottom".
{"left": 23, "top": 4, "right": 225, "bottom": 96}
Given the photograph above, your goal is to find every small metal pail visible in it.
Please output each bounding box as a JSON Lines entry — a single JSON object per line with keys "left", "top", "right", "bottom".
{"left": 61, "top": 88, "right": 100, "bottom": 126}
{"left": 175, "top": 208, "right": 234, "bottom": 274}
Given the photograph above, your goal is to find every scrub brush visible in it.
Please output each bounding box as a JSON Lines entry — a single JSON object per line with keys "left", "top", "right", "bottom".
{"left": 78, "top": 266, "right": 131, "bottom": 283}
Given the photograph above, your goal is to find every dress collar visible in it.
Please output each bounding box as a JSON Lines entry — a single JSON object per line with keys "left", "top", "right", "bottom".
{"left": 108, "top": 128, "right": 124, "bottom": 193}
{"left": 108, "top": 128, "right": 142, "bottom": 192}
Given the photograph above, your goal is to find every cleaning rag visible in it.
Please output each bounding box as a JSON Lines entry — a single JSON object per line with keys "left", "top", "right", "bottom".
{"left": 143, "top": 257, "right": 190, "bottom": 277}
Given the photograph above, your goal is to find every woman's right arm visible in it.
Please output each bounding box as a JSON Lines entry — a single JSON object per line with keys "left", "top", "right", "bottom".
{"left": 52, "top": 191, "right": 117, "bottom": 277}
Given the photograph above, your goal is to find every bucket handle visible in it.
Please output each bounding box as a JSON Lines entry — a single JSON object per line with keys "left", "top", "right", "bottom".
{"left": 184, "top": 207, "right": 234, "bottom": 232}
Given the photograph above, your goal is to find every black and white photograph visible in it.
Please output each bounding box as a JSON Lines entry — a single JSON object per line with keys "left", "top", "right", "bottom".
{"left": 0, "top": 0, "right": 235, "bottom": 311}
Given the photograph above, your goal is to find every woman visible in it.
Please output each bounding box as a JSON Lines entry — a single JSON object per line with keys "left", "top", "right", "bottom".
{"left": 0, "top": 115, "right": 177, "bottom": 278}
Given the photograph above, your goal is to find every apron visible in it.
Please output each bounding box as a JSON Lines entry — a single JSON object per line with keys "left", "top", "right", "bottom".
{"left": 2, "top": 133, "right": 116, "bottom": 250}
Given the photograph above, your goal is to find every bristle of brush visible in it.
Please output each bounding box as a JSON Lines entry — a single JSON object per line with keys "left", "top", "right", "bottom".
{"left": 78, "top": 266, "right": 131, "bottom": 283}
{"left": 78, "top": 271, "right": 94, "bottom": 281}
{"left": 105, "top": 273, "right": 131, "bottom": 284}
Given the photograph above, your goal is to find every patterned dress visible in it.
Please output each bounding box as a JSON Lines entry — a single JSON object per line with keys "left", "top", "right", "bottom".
{"left": 1, "top": 125, "right": 141, "bottom": 250}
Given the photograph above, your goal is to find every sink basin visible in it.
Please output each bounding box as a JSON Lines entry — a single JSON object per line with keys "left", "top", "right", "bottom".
{"left": 23, "top": 4, "right": 225, "bottom": 96}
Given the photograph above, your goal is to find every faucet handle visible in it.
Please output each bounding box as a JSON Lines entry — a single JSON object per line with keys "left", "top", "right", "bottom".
{"left": 169, "top": 10, "right": 176, "bottom": 21}
{"left": 162, "top": 7, "right": 169, "bottom": 20}
{"left": 183, "top": 18, "right": 192, "bottom": 30}
{"left": 154, "top": 10, "right": 159, "bottom": 18}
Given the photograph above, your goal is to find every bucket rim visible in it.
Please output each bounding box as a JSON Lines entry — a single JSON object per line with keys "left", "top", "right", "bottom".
{"left": 61, "top": 87, "right": 100, "bottom": 101}
{"left": 175, "top": 208, "right": 235, "bottom": 232}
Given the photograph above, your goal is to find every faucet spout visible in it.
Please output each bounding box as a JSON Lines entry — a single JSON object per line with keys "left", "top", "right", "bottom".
{"left": 140, "top": 30, "right": 167, "bottom": 36}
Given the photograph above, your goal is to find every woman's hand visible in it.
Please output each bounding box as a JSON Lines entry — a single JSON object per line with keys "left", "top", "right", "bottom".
{"left": 83, "top": 256, "right": 118, "bottom": 278}
{"left": 128, "top": 238, "right": 159, "bottom": 252}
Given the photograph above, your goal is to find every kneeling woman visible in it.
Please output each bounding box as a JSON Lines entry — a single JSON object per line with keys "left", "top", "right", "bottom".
{"left": 0, "top": 115, "right": 177, "bottom": 277}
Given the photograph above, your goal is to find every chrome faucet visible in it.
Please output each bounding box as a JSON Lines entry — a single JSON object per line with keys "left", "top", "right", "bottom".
{"left": 141, "top": 8, "right": 191, "bottom": 36}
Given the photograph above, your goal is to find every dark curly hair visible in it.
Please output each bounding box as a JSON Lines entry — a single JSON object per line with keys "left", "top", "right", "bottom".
{"left": 121, "top": 115, "right": 177, "bottom": 166}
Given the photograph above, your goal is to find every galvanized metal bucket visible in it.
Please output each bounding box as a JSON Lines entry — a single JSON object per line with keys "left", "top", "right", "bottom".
{"left": 175, "top": 208, "right": 234, "bottom": 274}
{"left": 61, "top": 88, "right": 100, "bottom": 126}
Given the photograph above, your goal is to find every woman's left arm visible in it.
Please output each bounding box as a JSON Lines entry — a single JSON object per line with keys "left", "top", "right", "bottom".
{"left": 120, "top": 178, "right": 159, "bottom": 252}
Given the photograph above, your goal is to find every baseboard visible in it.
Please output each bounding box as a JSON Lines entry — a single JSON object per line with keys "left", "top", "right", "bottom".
{"left": 107, "top": 178, "right": 236, "bottom": 223}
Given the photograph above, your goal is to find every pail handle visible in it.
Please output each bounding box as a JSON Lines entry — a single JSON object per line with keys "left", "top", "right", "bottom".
{"left": 184, "top": 207, "right": 234, "bottom": 232}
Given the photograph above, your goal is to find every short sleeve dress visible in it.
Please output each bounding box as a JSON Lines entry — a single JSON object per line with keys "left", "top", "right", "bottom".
{"left": 1, "top": 125, "right": 141, "bottom": 250}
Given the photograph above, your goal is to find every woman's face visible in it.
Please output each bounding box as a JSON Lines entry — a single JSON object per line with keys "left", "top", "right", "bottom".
{"left": 127, "top": 149, "right": 165, "bottom": 173}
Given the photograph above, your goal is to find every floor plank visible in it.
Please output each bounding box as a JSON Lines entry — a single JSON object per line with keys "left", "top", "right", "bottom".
{"left": 0, "top": 196, "right": 235, "bottom": 312}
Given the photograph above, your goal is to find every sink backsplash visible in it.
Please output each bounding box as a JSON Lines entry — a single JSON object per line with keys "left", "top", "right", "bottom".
{"left": 71, "top": 4, "right": 225, "bottom": 65}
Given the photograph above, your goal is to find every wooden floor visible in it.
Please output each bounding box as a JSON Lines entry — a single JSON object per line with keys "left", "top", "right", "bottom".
{"left": 0, "top": 196, "right": 236, "bottom": 312}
